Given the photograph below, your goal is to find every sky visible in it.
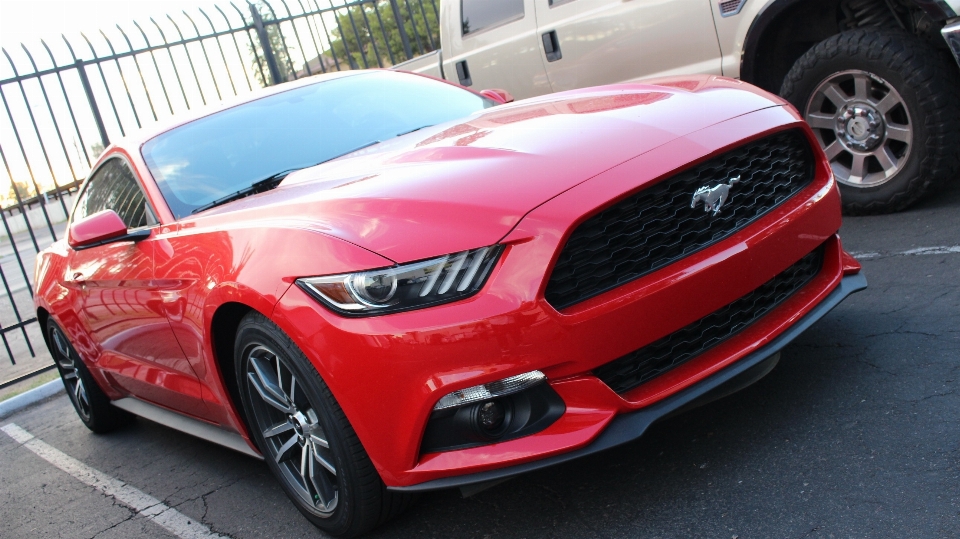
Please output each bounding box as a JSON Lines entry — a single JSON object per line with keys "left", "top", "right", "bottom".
{"left": 0, "top": 1, "right": 224, "bottom": 51}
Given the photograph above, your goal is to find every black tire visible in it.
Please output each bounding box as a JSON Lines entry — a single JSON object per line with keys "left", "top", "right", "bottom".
{"left": 780, "top": 29, "right": 960, "bottom": 215}
{"left": 46, "top": 319, "right": 133, "bottom": 433}
{"left": 234, "top": 312, "right": 414, "bottom": 537}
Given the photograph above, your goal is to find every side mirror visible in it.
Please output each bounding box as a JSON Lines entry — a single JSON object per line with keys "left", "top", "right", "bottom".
{"left": 68, "top": 210, "right": 150, "bottom": 250}
{"left": 479, "top": 88, "right": 514, "bottom": 104}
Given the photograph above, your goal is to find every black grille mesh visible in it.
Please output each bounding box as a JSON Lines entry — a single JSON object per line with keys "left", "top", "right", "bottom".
{"left": 545, "top": 130, "right": 815, "bottom": 310}
{"left": 593, "top": 246, "right": 824, "bottom": 395}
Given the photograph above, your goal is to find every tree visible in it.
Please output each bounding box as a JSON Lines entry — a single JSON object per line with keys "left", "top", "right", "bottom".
{"left": 327, "top": 0, "right": 439, "bottom": 70}
{"left": 248, "top": 1, "right": 297, "bottom": 86}
{"left": 4, "top": 179, "right": 35, "bottom": 208}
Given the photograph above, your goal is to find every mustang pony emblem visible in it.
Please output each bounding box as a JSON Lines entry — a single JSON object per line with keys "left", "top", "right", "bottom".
{"left": 690, "top": 175, "right": 741, "bottom": 215}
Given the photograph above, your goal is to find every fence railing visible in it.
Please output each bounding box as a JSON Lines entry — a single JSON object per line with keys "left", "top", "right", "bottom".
{"left": 0, "top": 0, "right": 440, "bottom": 389}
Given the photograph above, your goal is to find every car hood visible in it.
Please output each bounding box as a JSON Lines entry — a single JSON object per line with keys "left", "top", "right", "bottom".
{"left": 190, "top": 77, "right": 786, "bottom": 264}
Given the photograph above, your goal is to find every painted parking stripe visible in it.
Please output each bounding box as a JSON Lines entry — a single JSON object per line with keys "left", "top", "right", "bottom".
{"left": 1, "top": 423, "right": 228, "bottom": 539}
{"left": 850, "top": 245, "right": 960, "bottom": 260}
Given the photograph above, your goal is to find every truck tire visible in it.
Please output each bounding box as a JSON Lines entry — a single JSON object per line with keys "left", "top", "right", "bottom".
{"left": 780, "top": 29, "right": 960, "bottom": 215}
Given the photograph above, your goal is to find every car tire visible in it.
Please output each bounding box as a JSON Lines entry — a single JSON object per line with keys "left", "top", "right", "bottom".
{"left": 46, "top": 319, "right": 133, "bottom": 433}
{"left": 780, "top": 29, "right": 960, "bottom": 215}
{"left": 234, "top": 311, "right": 415, "bottom": 537}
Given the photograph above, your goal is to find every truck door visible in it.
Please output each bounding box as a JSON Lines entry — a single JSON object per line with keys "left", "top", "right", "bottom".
{"left": 441, "top": 0, "right": 551, "bottom": 99}
{"left": 533, "top": 0, "right": 723, "bottom": 93}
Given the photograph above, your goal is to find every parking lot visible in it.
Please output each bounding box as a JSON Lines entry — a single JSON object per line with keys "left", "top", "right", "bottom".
{"left": 2, "top": 182, "right": 958, "bottom": 539}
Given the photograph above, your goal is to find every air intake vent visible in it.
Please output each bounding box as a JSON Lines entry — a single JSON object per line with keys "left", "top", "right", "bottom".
{"left": 719, "top": 0, "right": 747, "bottom": 17}
{"left": 593, "top": 245, "right": 825, "bottom": 395}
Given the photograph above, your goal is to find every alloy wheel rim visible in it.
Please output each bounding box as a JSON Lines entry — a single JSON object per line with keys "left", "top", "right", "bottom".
{"left": 244, "top": 345, "right": 339, "bottom": 515}
{"left": 51, "top": 327, "right": 91, "bottom": 419}
{"left": 804, "top": 70, "right": 912, "bottom": 188}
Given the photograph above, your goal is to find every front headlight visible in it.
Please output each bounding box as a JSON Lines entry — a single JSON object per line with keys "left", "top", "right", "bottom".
{"left": 296, "top": 245, "right": 504, "bottom": 316}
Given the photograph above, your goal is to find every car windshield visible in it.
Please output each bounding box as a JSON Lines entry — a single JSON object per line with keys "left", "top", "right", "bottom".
{"left": 141, "top": 71, "right": 496, "bottom": 219}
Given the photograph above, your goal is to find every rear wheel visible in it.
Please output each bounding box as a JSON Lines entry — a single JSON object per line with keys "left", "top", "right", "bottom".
{"left": 46, "top": 319, "right": 133, "bottom": 433}
{"left": 234, "top": 312, "right": 413, "bottom": 537}
{"left": 780, "top": 30, "right": 960, "bottom": 214}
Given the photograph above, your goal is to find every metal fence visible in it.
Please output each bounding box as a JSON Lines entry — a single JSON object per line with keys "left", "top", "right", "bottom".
{"left": 0, "top": 0, "right": 440, "bottom": 389}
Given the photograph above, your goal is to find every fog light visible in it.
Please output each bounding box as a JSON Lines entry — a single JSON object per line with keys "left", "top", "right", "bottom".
{"left": 477, "top": 401, "right": 505, "bottom": 430}
{"left": 433, "top": 370, "right": 546, "bottom": 410}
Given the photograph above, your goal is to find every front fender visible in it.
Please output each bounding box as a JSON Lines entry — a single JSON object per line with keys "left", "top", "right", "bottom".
{"left": 154, "top": 219, "right": 392, "bottom": 433}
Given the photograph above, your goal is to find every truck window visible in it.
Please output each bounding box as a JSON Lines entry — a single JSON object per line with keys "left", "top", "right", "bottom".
{"left": 461, "top": 0, "right": 524, "bottom": 35}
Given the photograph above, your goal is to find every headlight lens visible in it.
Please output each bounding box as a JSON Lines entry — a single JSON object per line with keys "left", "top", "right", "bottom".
{"left": 297, "top": 245, "right": 503, "bottom": 316}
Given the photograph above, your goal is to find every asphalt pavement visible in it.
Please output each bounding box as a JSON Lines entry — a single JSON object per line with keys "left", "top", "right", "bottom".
{"left": 1, "top": 184, "right": 958, "bottom": 539}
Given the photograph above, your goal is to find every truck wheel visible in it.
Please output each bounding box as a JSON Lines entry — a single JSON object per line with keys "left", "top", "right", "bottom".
{"left": 780, "top": 29, "right": 960, "bottom": 215}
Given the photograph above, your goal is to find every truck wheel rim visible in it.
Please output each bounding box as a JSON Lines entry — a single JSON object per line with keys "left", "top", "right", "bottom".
{"left": 804, "top": 70, "right": 912, "bottom": 188}
{"left": 244, "top": 344, "right": 339, "bottom": 515}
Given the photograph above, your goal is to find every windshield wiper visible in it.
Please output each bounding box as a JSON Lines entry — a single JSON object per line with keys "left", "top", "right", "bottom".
{"left": 315, "top": 139, "right": 382, "bottom": 165}
{"left": 397, "top": 124, "right": 433, "bottom": 137}
{"left": 190, "top": 140, "right": 382, "bottom": 215}
{"left": 190, "top": 168, "right": 299, "bottom": 215}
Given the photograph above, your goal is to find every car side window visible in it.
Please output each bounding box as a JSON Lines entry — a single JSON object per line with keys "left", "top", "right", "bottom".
{"left": 72, "top": 157, "right": 156, "bottom": 229}
{"left": 461, "top": 0, "right": 524, "bottom": 35}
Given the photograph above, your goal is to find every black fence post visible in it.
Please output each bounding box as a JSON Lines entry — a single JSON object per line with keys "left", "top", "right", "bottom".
{"left": 74, "top": 59, "right": 109, "bottom": 147}
{"left": 389, "top": 0, "right": 414, "bottom": 61}
{"left": 249, "top": 3, "right": 284, "bottom": 85}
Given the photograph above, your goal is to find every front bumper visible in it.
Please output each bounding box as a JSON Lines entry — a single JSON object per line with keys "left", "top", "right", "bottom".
{"left": 388, "top": 271, "right": 866, "bottom": 492}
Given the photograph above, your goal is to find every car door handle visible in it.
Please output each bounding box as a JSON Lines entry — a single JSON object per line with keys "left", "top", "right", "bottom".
{"left": 70, "top": 272, "right": 87, "bottom": 289}
{"left": 455, "top": 60, "right": 472, "bottom": 87}
{"left": 542, "top": 30, "right": 562, "bottom": 62}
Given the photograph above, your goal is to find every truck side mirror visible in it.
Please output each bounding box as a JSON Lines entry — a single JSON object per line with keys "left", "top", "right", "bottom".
{"left": 480, "top": 89, "right": 514, "bottom": 104}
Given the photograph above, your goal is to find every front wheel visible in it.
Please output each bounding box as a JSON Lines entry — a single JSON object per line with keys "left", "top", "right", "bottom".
{"left": 234, "top": 312, "right": 413, "bottom": 537}
{"left": 780, "top": 30, "right": 960, "bottom": 214}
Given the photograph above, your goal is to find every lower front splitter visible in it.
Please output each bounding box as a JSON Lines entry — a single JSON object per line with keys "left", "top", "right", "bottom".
{"left": 388, "top": 272, "right": 867, "bottom": 493}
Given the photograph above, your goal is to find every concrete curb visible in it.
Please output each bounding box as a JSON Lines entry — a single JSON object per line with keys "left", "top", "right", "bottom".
{"left": 0, "top": 380, "right": 65, "bottom": 419}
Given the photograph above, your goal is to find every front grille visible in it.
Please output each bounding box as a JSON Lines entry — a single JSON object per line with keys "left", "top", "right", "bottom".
{"left": 593, "top": 246, "right": 824, "bottom": 395}
{"left": 545, "top": 130, "right": 815, "bottom": 310}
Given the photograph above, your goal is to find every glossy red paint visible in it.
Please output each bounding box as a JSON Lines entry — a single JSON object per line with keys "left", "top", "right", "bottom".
{"left": 267, "top": 105, "right": 847, "bottom": 485}
{"left": 842, "top": 249, "right": 863, "bottom": 275}
{"left": 67, "top": 210, "right": 129, "bottom": 248}
{"left": 34, "top": 72, "right": 861, "bottom": 489}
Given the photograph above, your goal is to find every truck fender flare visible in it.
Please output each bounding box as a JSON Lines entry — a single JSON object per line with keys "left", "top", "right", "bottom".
{"left": 741, "top": 0, "right": 957, "bottom": 84}
{"left": 740, "top": 0, "right": 807, "bottom": 84}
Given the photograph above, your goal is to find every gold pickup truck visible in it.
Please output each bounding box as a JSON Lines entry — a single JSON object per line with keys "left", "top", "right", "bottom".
{"left": 398, "top": 0, "right": 960, "bottom": 215}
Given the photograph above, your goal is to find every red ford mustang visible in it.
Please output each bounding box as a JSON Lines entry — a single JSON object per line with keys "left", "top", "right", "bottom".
{"left": 35, "top": 70, "right": 865, "bottom": 536}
